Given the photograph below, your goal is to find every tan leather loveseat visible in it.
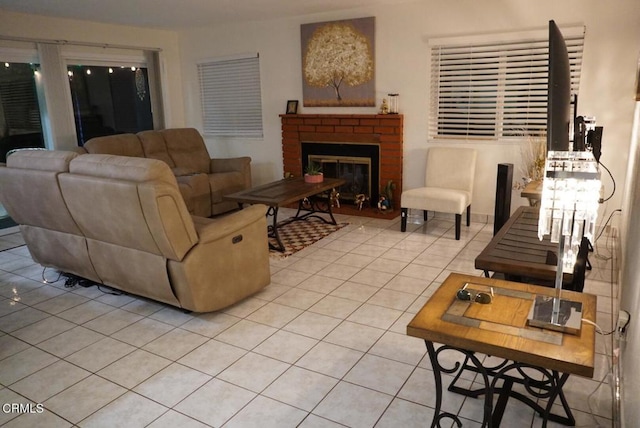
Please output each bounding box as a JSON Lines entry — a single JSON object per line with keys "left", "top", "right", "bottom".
{"left": 0, "top": 150, "right": 270, "bottom": 312}
{"left": 83, "top": 128, "right": 250, "bottom": 217}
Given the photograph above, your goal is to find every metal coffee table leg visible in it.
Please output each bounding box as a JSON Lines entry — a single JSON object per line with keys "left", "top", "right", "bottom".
{"left": 266, "top": 206, "right": 286, "bottom": 252}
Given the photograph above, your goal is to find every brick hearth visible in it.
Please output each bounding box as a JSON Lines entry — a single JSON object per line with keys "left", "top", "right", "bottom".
{"left": 280, "top": 114, "right": 403, "bottom": 216}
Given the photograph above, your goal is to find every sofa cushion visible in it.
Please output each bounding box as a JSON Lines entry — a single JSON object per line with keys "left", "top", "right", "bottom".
{"left": 84, "top": 134, "right": 145, "bottom": 157}
{"left": 69, "top": 154, "right": 177, "bottom": 187}
{"left": 2, "top": 150, "right": 81, "bottom": 232}
{"left": 63, "top": 155, "right": 198, "bottom": 261}
{"left": 161, "top": 128, "right": 210, "bottom": 174}
{"left": 0, "top": 150, "right": 100, "bottom": 282}
{"left": 137, "top": 130, "right": 176, "bottom": 167}
{"left": 7, "top": 149, "right": 78, "bottom": 172}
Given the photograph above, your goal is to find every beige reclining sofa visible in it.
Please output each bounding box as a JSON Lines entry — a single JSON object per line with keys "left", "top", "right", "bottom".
{"left": 83, "top": 128, "right": 250, "bottom": 217}
{"left": 0, "top": 150, "right": 270, "bottom": 312}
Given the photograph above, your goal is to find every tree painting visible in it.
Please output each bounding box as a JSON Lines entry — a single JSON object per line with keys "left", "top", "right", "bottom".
{"left": 301, "top": 17, "right": 375, "bottom": 107}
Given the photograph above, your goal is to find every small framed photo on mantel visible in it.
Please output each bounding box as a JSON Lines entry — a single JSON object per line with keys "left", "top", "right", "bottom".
{"left": 286, "top": 100, "right": 299, "bottom": 114}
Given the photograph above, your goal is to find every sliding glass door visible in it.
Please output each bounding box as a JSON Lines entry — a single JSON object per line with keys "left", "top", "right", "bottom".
{"left": 67, "top": 64, "right": 153, "bottom": 146}
{"left": 0, "top": 61, "right": 45, "bottom": 228}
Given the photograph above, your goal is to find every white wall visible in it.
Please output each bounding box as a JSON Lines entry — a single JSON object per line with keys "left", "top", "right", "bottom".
{"left": 0, "top": 10, "right": 186, "bottom": 129}
{"left": 619, "top": 102, "right": 640, "bottom": 426}
{"left": 178, "top": 0, "right": 640, "bottom": 218}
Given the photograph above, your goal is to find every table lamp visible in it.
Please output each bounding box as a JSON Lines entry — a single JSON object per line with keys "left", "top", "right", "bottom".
{"left": 527, "top": 150, "right": 601, "bottom": 334}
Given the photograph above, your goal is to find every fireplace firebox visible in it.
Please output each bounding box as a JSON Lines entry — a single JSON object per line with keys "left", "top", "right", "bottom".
{"left": 302, "top": 142, "right": 380, "bottom": 203}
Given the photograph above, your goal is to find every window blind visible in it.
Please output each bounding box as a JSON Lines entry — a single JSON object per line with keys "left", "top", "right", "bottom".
{"left": 429, "top": 29, "right": 584, "bottom": 140}
{"left": 198, "top": 54, "right": 263, "bottom": 138}
{"left": 0, "top": 79, "right": 42, "bottom": 131}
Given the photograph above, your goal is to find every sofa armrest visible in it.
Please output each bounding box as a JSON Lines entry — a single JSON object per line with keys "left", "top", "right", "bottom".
{"left": 210, "top": 157, "right": 252, "bottom": 189}
{"left": 192, "top": 204, "right": 266, "bottom": 244}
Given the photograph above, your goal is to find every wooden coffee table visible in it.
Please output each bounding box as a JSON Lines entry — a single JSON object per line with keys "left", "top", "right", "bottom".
{"left": 224, "top": 177, "right": 346, "bottom": 252}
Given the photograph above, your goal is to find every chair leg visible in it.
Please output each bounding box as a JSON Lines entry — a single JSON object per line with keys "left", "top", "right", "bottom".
{"left": 423, "top": 210, "right": 428, "bottom": 221}
{"left": 455, "top": 214, "right": 461, "bottom": 240}
{"left": 466, "top": 205, "right": 471, "bottom": 226}
{"left": 401, "top": 208, "right": 408, "bottom": 232}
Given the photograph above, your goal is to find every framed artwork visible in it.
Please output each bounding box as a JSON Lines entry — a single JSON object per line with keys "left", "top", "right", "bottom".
{"left": 286, "top": 100, "right": 299, "bottom": 114}
{"left": 301, "top": 17, "right": 375, "bottom": 107}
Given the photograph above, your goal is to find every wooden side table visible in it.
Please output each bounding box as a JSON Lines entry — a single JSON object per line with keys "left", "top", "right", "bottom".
{"left": 407, "top": 273, "right": 596, "bottom": 427}
{"left": 521, "top": 179, "right": 543, "bottom": 206}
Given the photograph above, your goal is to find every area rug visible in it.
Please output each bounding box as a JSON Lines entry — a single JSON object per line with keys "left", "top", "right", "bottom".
{"left": 269, "top": 219, "right": 348, "bottom": 258}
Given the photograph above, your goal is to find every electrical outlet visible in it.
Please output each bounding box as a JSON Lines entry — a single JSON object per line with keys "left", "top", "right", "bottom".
{"left": 616, "top": 310, "right": 630, "bottom": 340}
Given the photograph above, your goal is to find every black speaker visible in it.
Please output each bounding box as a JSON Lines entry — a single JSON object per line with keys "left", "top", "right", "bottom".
{"left": 589, "top": 126, "right": 603, "bottom": 163}
{"left": 494, "top": 163, "right": 513, "bottom": 235}
{"left": 573, "top": 116, "right": 586, "bottom": 151}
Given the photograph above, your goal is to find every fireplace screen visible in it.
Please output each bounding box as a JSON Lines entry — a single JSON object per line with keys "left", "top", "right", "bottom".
{"left": 309, "top": 155, "right": 371, "bottom": 200}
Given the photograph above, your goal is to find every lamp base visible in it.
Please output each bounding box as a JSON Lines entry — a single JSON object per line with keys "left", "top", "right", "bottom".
{"left": 527, "top": 295, "right": 583, "bottom": 335}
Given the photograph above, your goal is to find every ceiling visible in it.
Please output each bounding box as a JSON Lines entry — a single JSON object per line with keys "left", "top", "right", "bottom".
{"left": 0, "top": 0, "right": 413, "bottom": 30}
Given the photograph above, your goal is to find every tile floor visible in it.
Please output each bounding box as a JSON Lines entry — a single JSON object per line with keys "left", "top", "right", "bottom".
{"left": 0, "top": 209, "right": 616, "bottom": 427}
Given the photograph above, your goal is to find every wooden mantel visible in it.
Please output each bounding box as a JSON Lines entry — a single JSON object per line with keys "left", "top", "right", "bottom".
{"left": 280, "top": 114, "right": 403, "bottom": 212}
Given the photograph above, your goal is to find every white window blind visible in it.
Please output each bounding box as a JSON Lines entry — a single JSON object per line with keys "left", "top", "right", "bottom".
{"left": 429, "top": 28, "right": 584, "bottom": 140}
{"left": 198, "top": 54, "right": 263, "bottom": 138}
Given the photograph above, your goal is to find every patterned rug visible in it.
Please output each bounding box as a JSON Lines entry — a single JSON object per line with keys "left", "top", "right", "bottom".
{"left": 269, "top": 219, "right": 348, "bottom": 258}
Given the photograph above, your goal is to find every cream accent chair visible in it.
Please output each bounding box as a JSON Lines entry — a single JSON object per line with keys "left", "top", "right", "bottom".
{"left": 400, "top": 147, "right": 477, "bottom": 240}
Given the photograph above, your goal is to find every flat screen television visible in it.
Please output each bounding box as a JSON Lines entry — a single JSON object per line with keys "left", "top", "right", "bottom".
{"left": 547, "top": 20, "right": 571, "bottom": 152}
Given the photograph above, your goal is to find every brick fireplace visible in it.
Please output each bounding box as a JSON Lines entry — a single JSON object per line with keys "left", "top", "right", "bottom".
{"left": 280, "top": 114, "right": 403, "bottom": 216}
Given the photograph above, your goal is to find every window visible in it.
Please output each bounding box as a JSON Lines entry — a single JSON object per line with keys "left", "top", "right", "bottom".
{"left": 67, "top": 64, "right": 153, "bottom": 145}
{"left": 0, "top": 60, "right": 45, "bottom": 228}
{"left": 198, "top": 54, "right": 263, "bottom": 138}
{"left": 429, "top": 27, "right": 584, "bottom": 140}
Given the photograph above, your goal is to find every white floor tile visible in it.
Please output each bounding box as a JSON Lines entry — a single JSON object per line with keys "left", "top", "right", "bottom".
{"left": 253, "top": 329, "right": 318, "bottom": 363}
{"left": 0, "top": 216, "right": 616, "bottom": 428}
{"left": 263, "top": 365, "right": 338, "bottom": 411}
{"left": 146, "top": 410, "right": 209, "bottom": 428}
{"left": 217, "top": 351, "right": 289, "bottom": 392}
{"left": 0, "top": 346, "right": 59, "bottom": 385}
{"left": 142, "top": 327, "right": 208, "bottom": 361}
{"left": 295, "top": 341, "right": 363, "bottom": 379}
{"left": 66, "top": 337, "right": 136, "bottom": 373}
{"left": 323, "top": 320, "right": 385, "bottom": 352}
{"left": 344, "top": 354, "right": 414, "bottom": 395}
{"left": 224, "top": 395, "right": 307, "bottom": 428}
{"left": 98, "top": 349, "right": 171, "bottom": 389}
{"left": 79, "top": 391, "right": 168, "bottom": 427}
{"left": 110, "top": 317, "right": 175, "bottom": 347}
{"left": 10, "top": 359, "right": 90, "bottom": 402}
{"left": 313, "top": 381, "right": 393, "bottom": 428}
{"left": 175, "top": 378, "right": 255, "bottom": 426}
{"left": 133, "top": 363, "right": 211, "bottom": 407}
{"left": 282, "top": 310, "right": 342, "bottom": 340}
{"left": 214, "top": 319, "right": 277, "bottom": 350}
{"left": 178, "top": 339, "right": 247, "bottom": 376}
{"left": 43, "top": 375, "right": 126, "bottom": 423}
